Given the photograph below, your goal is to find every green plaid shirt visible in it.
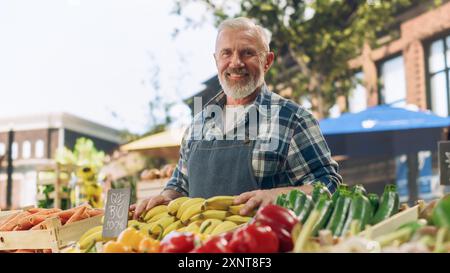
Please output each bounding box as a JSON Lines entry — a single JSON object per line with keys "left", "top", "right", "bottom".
{"left": 165, "top": 84, "right": 342, "bottom": 195}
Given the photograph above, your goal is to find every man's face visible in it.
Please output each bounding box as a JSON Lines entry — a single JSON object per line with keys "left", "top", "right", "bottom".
{"left": 214, "top": 28, "right": 272, "bottom": 100}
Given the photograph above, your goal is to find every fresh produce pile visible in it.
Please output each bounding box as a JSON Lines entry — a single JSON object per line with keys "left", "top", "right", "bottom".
{"left": 140, "top": 164, "right": 176, "bottom": 180}
{"left": 0, "top": 205, "right": 103, "bottom": 253}
{"left": 75, "top": 195, "right": 254, "bottom": 253}
{"left": 100, "top": 203, "right": 298, "bottom": 253}
{"left": 299, "top": 194, "right": 450, "bottom": 253}
{"left": 275, "top": 183, "right": 400, "bottom": 237}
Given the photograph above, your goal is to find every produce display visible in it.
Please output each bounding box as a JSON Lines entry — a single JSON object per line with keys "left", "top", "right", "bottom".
{"left": 140, "top": 164, "right": 176, "bottom": 180}
{"left": 275, "top": 183, "right": 400, "bottom": 237}
{"left": 0, "top": 205, "right": 103, "bottom": 253}
{"left": 100, "top": 203, "right": 297, "bottom": 253}
{"left": 74, "top": 195, "right": 254, "bottom": 253}
{"left": 290, "top": 194, "right": 450, "bottom": 253}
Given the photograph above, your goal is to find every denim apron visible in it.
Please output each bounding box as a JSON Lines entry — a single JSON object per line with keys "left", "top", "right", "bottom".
{"left": 187, "top": 139, "right": 260, "bottom": 198}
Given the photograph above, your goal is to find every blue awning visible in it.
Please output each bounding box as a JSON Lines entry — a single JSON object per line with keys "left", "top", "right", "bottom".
{"left": 319, "top": 105, "right": 450, "bottom": 135}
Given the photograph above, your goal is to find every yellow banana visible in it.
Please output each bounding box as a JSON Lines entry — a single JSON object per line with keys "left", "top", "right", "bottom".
{"left": 225, "top": 215, "right": 253, "bottom": 224}
{"left": 162, "top": 220, "right": 184, "bottom": 238}
{"left": 167, "top": 196, "right": 190, "bottom": 216}
{"left": 228, "top": 205, "right": 256, "bottom": 216}
{"left": 180, "top": 202, "right": 204, "bottom": 224}
{"left": 78, "top": 230, "right": 103, "bottom": 249}
{"left": 176, "top": 198, "right": 204, "bottom": 219}
{"left": 146, "top": 211, "right": 171, "bottom": 223}
{"left": 200, "top": 219, "right": 223, "bottom": 234}
{"left": 203, "top": 196, "right": 235, "bottom": 210}
{"left": 150, "top": 216, "right": 176, "bottom": 235}
{"left": 203, "top": 210, "right": 230, "bottom": 221}
{"left": 138, "top": 222, "right": 154, "bottom": 237}
{"left": 143, "top": 205, "right": 168, "bottom": 222}
{"left": 210, "top": 221, "right": 238, "bottom": 236}
{"left": 177, "top": 226, "right": 186, "bottom": 233}
{"left": 185, "top": 220, "right": 203, "bottom": 233}
{"left": 78, "top": 225, "right": 102, "bottom": 245}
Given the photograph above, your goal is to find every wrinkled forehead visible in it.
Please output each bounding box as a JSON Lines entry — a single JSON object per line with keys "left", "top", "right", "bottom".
{"left": 215, "top": 28, "right": 266, "bottom": 53}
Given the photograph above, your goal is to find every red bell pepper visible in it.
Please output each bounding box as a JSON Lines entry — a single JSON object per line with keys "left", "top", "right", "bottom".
{"left": 190, "top": 237, "right": 231, "bottom": 253}
{"left": 253, "top": 204, "right": 299, "bottom": 252}
{"left": 160, "top": 232, "right": 197, "bottom": 253}
{"left": 228, "top": 223, "right": 279, "bottom": 253}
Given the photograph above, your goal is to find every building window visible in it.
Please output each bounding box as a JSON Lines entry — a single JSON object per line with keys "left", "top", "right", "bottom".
{"left": 35, "top": 140, "right": 45, "bottom": 158}
{"left": 427, "top": 35, "right": 450, "bottom": 117}
{"left": 379, "top": 55, "right": 407, "bottom": 107}
{"left": 22, "top": 141, "right": 31, "bottom": 159}
{"left": 0, "top": 143, "right": 5, "bottom": 156}
{"left": 348, "top": 71, "right": 367, "bottom": 113}
{"left": 12, "top": 142, "right": 18, "bottom": 159}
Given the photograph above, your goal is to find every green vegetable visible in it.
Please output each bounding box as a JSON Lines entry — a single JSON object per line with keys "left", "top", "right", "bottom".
{"left": 351, "top": 184, "right": 367, "bottom": 196}
{"left": 311, "top": 197, "right": 334, "bottom": 236}
{"left": 311, "top": 182, "right": 331, "bottom": 203}
{"left": 370, "top": 184, "right": 399, "bottom": 225}
{"left": 292, "top": 191, "right": 308, "bottom": 216}
{"left": 432, "top": 194, "right": 450, "bottom": 228}
{"left": 288, "top": 190, "right": 302, "bottom": 210}
{"left": 367, "top": 193, "right": 379, "bottom": 215}
{"left": 331, "top": 184, "right": 349, "bottom": 206}
{"left": 298, "top": 195, "right": 314, "bottom": 224}
{"left": 326, "top": 190, "right": 352, "bottom": 236}
{"left": 275, "top": 193, "right": 288, "bottom": 207}
{"left": 341, "top": 192, "right": 373, "bottom": 235}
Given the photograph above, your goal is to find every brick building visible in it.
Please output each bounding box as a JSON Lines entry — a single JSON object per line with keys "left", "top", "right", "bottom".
{"left": 0, "top": 112, "right": 122, "bottom": 209}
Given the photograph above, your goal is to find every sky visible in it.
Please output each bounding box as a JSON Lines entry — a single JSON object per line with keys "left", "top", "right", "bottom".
{"left": 0, "top": 0, "right": 218, "bottom": 134}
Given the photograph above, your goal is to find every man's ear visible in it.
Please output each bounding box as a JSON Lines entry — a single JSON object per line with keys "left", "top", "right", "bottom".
{"left": 213, "top": 53, "right": 218, "bottom": 66}
{"left": 264, "top": 52, "right": 275, "bottom": 72}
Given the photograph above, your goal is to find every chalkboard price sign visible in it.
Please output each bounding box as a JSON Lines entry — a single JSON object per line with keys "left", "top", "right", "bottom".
{"left": 438, "top": 141, "right": 450, "bottom": 186}
{"left": 102, "top": 188, "right": 132, "bottom": 239}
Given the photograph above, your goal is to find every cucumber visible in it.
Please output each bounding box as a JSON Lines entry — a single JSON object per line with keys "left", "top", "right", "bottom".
{"left": 275, "top": 193, "right": 288, "bottom": 207}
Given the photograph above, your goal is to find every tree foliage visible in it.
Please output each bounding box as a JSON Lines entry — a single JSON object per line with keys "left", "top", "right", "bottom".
{"left": 173, "top": 0, "right": 414, "bottom": 118}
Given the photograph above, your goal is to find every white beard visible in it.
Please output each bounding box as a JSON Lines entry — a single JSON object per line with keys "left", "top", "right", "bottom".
{"left": 219, "top": 69, "right": 265, "bottom": 100}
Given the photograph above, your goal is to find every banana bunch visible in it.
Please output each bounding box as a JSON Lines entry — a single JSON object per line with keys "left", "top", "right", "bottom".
{"left": 77, "top": 225, "right": 107, "bottom": 252}
{"left": 135, "top": 196, "right": 255, "bottom": 240}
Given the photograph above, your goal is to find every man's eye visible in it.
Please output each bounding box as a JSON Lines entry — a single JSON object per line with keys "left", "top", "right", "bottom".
{"left": 243, "top": 50, "right": 255, "bottom": 56}
{"left": 221, "top": 51, "right": 231, "bottom": 57}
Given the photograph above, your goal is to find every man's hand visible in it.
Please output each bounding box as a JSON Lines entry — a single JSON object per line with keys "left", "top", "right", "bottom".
{"left": 130, "top": 189, "right": 183, "bottom": 220}
{"left": 233, "top": 185, "right": 314, "bottom": 215}
{"left": 130, "top": 195, "right": 172, "bottom": 220}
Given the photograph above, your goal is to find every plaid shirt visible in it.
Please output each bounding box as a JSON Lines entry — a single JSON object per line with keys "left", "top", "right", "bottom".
{"left": 165, "top": 84, "right": 342, "bottom": 195}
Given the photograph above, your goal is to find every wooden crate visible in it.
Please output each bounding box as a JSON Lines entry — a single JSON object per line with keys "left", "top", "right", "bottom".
{"left": 136, "top": 179, "right": 167, "bottom": 203}
{"left": 359, "top": 205, "right": 419, "bottom": 239}
{"left": 0, "top": 214, "right": 102, "bottom": 253}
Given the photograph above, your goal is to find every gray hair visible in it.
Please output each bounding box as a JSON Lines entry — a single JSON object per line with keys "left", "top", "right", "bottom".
{"left": 217, "top": 17, "right": 272, "bottom": 51}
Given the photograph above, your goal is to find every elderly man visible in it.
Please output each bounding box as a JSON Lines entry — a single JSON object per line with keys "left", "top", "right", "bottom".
{"left": 132, "top": 17, "right": 342, "bottom": 218}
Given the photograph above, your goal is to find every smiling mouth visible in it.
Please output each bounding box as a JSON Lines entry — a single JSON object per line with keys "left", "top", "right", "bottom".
{"left": 226, "top": 72, "right": 249, "bottom": 80}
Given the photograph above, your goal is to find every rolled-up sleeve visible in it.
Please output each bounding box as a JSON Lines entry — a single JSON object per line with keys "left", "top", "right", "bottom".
{"left": 163, "top": 128, "right": 191, "bottom": 196}
{"left": 285, "top": 111, "right": 342, "bottom": 193}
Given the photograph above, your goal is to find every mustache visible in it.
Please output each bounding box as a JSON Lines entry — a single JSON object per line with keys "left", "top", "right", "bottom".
{"left": 224, "top": 68, "right": 249, "bottom": 75}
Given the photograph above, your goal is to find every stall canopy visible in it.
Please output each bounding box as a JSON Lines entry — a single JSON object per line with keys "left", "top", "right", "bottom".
{"left": 120, "top": 127, "right": 186, "bottom": 160}
{"left": 319, "top": 105, "right": 450, "bottom": 158}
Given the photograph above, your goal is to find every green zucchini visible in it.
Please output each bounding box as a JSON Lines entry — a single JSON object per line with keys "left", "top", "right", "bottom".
{"left": 351, "top": 184, "right": 367, "bottom": 196}
{"left": 326, "top": 190, "right": 352, "bottom": 237}
{"left": 311, "top": 182, "right": 332, "bottom": 203}
{"left": 368, "top": 193, "right": 379, "bottom": 215}
{"left": 342, "top": 192, "right": 373, "bottom": 235}
{"left": 370, "top": 184, "right": 399, "bottom": 225}
{"left": 312, "top": 197, "right": 334, "bottom": 236}
{"left": 275, "top": 193, "right": 288, "bottom": 207}
{"left": 298, "top": 195, "right": 314, "bottom": 224}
